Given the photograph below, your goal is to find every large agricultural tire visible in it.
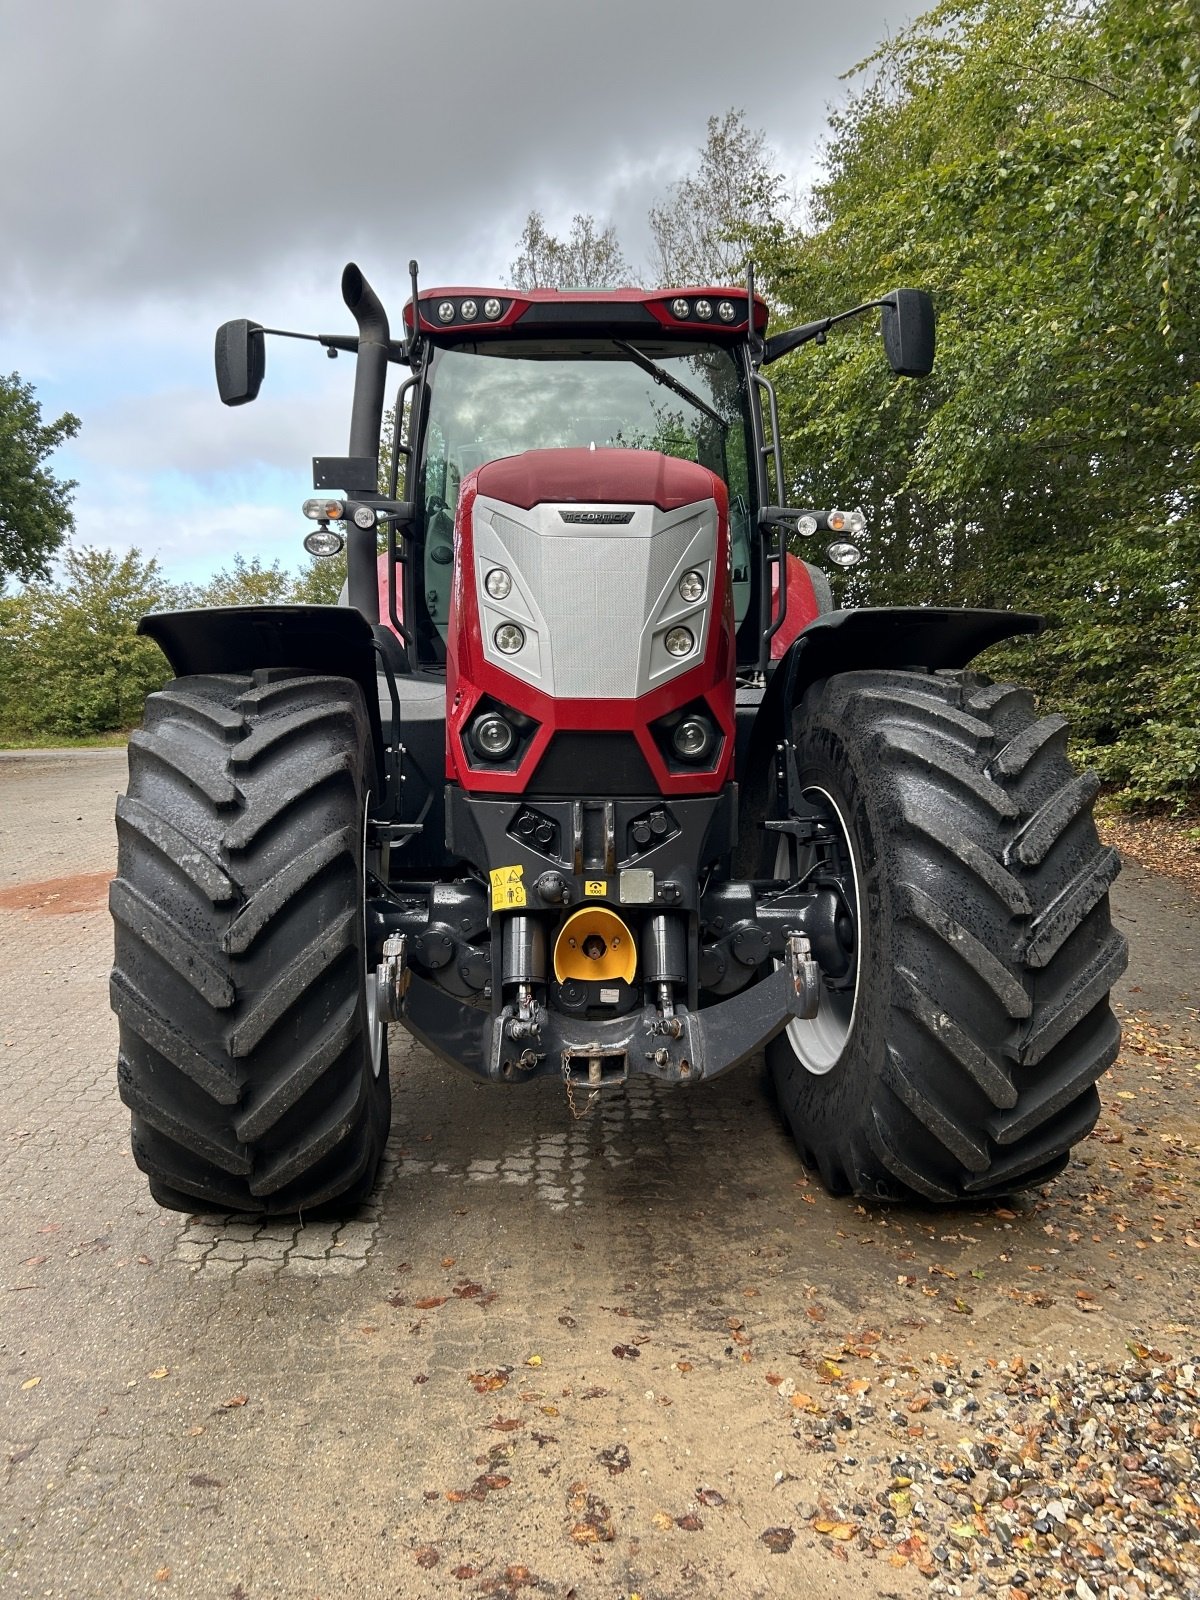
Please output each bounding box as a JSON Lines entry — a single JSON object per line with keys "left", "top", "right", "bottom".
{"left": 767, "top": 668, "right": 1127, "bottom": 1203}
{"left": 110, "top": 670, "right": 391, "bottom": 1214}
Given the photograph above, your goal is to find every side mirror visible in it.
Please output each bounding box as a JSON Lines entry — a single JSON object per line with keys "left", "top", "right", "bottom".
{"left": 881, "top": 289, "right": 935, "bottom": 378}
{"left": 214, "top": 319, "right": 265, "bottom": 406}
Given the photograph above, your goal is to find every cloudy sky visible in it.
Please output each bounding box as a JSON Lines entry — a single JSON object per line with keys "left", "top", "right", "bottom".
{"left": 2, "top": 0, "right": 912, "bottom": 587}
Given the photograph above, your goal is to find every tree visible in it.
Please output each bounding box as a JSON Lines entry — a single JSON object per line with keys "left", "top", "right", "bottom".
{"left": 180, "top": 552, "right": 295, "bottom": 608}
{"left": 1, "top": 546, "right": 175, "bottom": 736}
{"left": 748, "top": 0, "right": 1200, "bottom": 807}
{"left": 0, "top": 373, "right": 80, "bottom": 583}
{"left": 509, "top": 211, "right": 633, "bottom": 289}
{"left": 648, "top": 110, "right": 788, "bottom": 286}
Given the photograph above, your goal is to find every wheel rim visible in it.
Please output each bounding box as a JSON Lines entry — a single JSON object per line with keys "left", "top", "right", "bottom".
{"left": 774, "top": 785, "right": 861, "bottom": 1076}
{"left": 362, "top": 790, "right": 384, "bottom": 1079}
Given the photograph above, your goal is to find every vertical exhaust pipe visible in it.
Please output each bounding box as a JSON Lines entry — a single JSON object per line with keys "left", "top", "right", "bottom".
{"left": 341, "top": 263, "right": 389, "bottom": 623}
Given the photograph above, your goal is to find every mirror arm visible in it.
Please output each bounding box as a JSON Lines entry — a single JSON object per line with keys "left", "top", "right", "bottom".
{"left": 762, "top": 297, "right": 892, "bottom": 365}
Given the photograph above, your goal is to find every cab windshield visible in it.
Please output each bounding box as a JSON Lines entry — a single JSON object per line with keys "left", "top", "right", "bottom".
{"left": 416, "top": 340, "right": 756, "bottom": 650}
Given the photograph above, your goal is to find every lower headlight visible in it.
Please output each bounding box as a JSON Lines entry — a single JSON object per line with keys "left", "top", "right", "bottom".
{"left": 672, "top": 716, "right": 714, "bottom": 762}
{"left": 494, "top": 622, "right": 525, "bottom": 654}
{"left": 664, "top": 626, "right": 694, "bottom": 658}
{"left": 469, "top": 713, "right": 516, "bottom": 760}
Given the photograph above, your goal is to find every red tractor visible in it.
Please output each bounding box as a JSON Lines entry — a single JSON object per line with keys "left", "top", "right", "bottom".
{"left": 110, "top": 263, "right": 1126, "bottom": 1213}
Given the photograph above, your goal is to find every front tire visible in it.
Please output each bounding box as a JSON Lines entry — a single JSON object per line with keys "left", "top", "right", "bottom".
{"left": 111, "top": 670, "right": 391, "bottom": 1214}
{"left": 767, "top": 669, "right": 1127, "bottom": 1203}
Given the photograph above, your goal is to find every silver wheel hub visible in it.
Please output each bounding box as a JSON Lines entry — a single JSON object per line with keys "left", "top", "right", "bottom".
{"left": 775, "top": 785, "right": 861, "bottom": 1076}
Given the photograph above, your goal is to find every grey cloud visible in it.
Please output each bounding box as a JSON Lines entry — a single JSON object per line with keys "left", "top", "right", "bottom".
{"left": 2, "top": 0, "right": 911, "bottom": 324}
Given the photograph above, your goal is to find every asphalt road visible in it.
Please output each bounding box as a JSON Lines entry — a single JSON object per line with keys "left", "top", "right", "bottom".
{"left": 1, "top": 749, "right": 1196, "bottom": 1600}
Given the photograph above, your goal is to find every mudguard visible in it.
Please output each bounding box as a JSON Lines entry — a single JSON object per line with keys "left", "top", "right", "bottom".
{"left": 738, "top": 605, "right": 1044, "bottom": 817}
{"left": 138, "top": 605, "right": 388, "bottom": 780}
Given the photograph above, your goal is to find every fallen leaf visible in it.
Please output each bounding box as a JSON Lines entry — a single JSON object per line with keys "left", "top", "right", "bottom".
{"left": 761, "top": 1526, "right": 795, "bottom": 1553}
{"left": 150, "top": 1367, "right": 170, "bottom": 1380}
{"left": 675, "top": 1360, "right": 693, "bottom": 1373}
{"left": 696, "top": 1487, "right": 727, "bottom": 1507}
{"left": 415, "top": 1546, "right": 440, "bottom": 1568}
{"left": 765, "top": 1372, "right": 783, "bottom": 1386}
{"left": 21, "top": 1255, "right": 47, "bottom": 1267}
{"left": 525, "top": 1354, "right": 542, "bottom": 1367}
{"left": 651, "top": 1511, "right": 674, "bottom": 1531}
{"left": 413, "top": 1296, "right": 446, "bottom": 1310}
{"left": 813, "top": 1519, "right": 858, "bottom": 1540}
{"left": 489, "top": 1417, "right": 523, "bottom": 1432}
{"left": 805, "top": 1304, "right": 826, "bottom": 1322}
{"left": 188, "top": 1474, "right": 223, "bottom": 1490}
{"left": 20, "top": 1376, "right": 41, "bottom": 1391}
{"left": 558, "top": 1314, "right": 577, "bottom": 1327}
{"left": 220, "top": 1394, "right": 248, "bottom": 1409}
{"left": 815, "top": 1359, "right": 842, "bottom": 1382}
{"left": 676, "top": 1513, "right": 704, "bottom": 1531}
{"left": 469, "top": 1370, "right": 509, "bottom": 1393}
{"left": 451, "top": 1567, "right": 478, "bottom": 1580}
{"left": 612, "top": 1344, "right": 640, "bottom": 1360}
{"left": 597, "top": 1443, "right": 631, "bottom": 1475}
{"left": 154, "top": 1566, "right": 171, "bottom": 1583}
{"left": 441, "top": 1256, "right": 456, "bottom": 1268}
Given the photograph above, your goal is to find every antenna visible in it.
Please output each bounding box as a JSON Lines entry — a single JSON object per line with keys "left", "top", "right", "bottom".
{"left": 408, "top": 258, "right": 423, "bottom": 368}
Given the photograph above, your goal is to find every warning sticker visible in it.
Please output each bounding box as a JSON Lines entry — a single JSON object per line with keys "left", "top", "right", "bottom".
{"left": 584, "top": 879, "right": 607, "bottom": 898}
{"left": 489, "top": 865, "right": 527, "bottom": 911}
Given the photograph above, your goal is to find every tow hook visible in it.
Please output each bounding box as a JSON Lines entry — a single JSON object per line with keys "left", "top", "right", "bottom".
{"left": 376, "top": 932, "right": 410, "bottom": 1022}
{"left": 786, "top": 931, "right": 821, "bottom": 1019}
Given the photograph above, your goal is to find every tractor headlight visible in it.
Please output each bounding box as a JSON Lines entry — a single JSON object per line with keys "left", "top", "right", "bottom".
{"left": 664, "top": 626, "right": 694, "bottom": 657}
{"left": 460, "top": 299, "right": 478, "bottom": 320}
{"left": 826, "top": 540, "right": 863, "bottom": 568}
{"left": 678, "top": 570, "right": 705, "bottom": 603}
{"left": 303, "top": 526, "right": 345, "bottom": 558}
{"left": 671, "top": 298, "right": 690, "bottom": 319}
{"left": 718, "top": 301, "right": 736, "bottom": 322}
{"left": 484, "top": 298, "right": 503, "bottom": 320}
{"left": 672, "top": 716, "right": 714, "bottom": 762}
{"left": 437, "top": 300, "right": 456, "bottom": 323}
{"left": 694, "top": 298, "right": 713, "bottom": 320}
{"left": 469, "top": 712, "right": 516, "bottom": 760}
{"left": 494, "top": 622, "right": 525, "bottom": 654}
{"left": 485, "top": 567, "right": 512, "bottom": 600}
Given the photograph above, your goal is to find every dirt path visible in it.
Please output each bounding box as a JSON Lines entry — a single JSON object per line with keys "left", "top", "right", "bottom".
{"left": 1, "top": 751, "right": 1196, "bottom": 1600}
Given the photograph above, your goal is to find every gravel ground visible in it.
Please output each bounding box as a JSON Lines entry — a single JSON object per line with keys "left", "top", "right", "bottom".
{"left": 1, "top": 750, "right": 1198, "bottom": 1600}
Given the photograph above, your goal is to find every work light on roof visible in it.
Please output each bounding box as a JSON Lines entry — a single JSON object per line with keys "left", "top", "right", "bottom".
{"left": 437, "top": 300, "right": 455, "bottom": 322}
{"left": 484, "top": 298, "right": 502, "bottom": 320}
{"left": 671, "top": 298, "right": 690, "bottom": 319}
{"left": 718, "top": 301, "right": 736, "bottom": 322}
{"left": 694, "top": 299, "right": 713, "bottom": 320}
{"left": 460, "top": 299, "right": 478, "bottom": 320}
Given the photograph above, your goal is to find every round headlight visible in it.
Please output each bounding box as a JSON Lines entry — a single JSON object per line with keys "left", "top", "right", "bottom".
{"left": 672, "top": 716, "right": 713, "bottom": 761}
{"left": 795, "top": 513, "right": 819, "bottom": 538}
{"left": 664, "top": 626, "right": 694, "bottom": 658}
{"left": 826, "top": 540, "right": 863, "bottom": 568}
{"left": 484, "top": 297, "right": 503, "bottom": 320}
{"left": 718, "top": 300, "right": 736, "bottom": 322}
{"left": 694, "top": 298, "right": 713, "bottom": 320}
{"left": 678, "top": 569, "right": 705, "bottom": 603}
{"left": 460, "top": 299, "right": 478, "bottom": 320}
{"left": 470, "top": 713, "right": 516, "bottom": 760}
{"left": 485, "top": 567, "right": 512, "bottom": 600}
{"left": 494, "top": 622, "right": 525, "bottom": 654}
{"left": 303, "top": 526, "right": 345, "bottom": 558}
{"left": 437, "top": 300, "right": 456, "bottom": 323}
{"left": 671, "top": 297, "right": 690, "bottom": 319}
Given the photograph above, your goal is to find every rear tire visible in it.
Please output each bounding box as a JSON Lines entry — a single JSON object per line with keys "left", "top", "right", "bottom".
{"left": 767, "top": 669, "right": 1126, "bottom": 1203}
{"left": 111, "top": 670, "right": 391, "bottom": 1214}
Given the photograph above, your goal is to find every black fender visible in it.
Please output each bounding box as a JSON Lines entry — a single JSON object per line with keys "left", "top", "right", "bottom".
{"left": 138, "top": 605, "right": 388, "bottom": 783}
{"left": 738, "top": 605, "right": 1044, "bottom": 836}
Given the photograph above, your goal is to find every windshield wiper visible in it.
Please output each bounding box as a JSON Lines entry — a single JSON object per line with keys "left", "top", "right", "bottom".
{"left": 613, "top": 340, "right": 728, "bottom": 433}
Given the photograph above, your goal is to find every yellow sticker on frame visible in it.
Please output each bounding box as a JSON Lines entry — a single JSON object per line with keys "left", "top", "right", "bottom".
{"left": 490, "top": 865, "right": 527, "bottom": 910}
{"left": 584, "top": 879, "right": 608, "bottom": 898}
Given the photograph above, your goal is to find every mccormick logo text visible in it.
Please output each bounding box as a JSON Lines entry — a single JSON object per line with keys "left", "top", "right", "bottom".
{"left": 558, "top": 510, "right": 635, "bottom": 525}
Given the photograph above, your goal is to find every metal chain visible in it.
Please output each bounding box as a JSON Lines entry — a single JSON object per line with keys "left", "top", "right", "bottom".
{"left": 562, "top": 1059, "right": 599, "bottom": 1121}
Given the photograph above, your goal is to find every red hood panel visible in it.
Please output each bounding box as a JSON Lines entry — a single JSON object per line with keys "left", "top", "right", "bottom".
{"left": 474, "top": 448, "right": 719, "bottom": 513}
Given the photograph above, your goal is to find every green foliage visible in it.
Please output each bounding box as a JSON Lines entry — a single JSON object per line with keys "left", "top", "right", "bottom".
{"left": 0, "top": 373, "right": 80, "bottom": 583}
{"left": 750, "top": 0, "right": 1200, "bottom": 808}
{"left": 178, "top": 552, "right": 295, "bottom": 607}
{"left": 0, "top": 546, "right": 175, "bottom": 737}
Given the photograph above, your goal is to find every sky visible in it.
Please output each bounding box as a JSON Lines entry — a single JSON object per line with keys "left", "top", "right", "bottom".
{"left": 1, "top": 0, "right": 914, "bottom": 587}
